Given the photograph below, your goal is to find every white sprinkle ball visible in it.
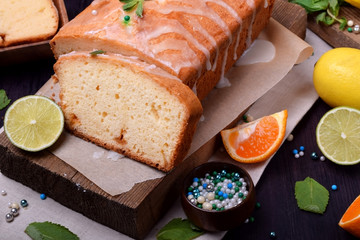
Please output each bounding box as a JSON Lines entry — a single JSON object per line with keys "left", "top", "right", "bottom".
{"left": 207, "top": 192, "right": 215, "bottom": 200}
{"left": 1, "top": 190, "right": 7, "bottom": 196}
{"left": 203, "top": 202, "right": 212, "bottom": 210}
{"left": 299, "top": 151, "right": 304, "bottom": 156}
{"left": 320, "top": 156, "right": 326, "bottom": 161}
{"left": 354, "top": 25, "right": 360, "bottom": 33}
{"left": 247, "top": 115, "right": 254, "bottom": 122}
{"left": 197, "top": 196, "right": 205, "bottom": 204}
{"left": 91, "top": 9, "right": 98, "bottom": 15}
{"left": 287, "top": 134, "right": 294, "bottom": 141}
{"left": 295, "top": 153, "right": 300, "bottom": 158}
{"left": 347, "top": 20, "right": 354, "bottom": 27}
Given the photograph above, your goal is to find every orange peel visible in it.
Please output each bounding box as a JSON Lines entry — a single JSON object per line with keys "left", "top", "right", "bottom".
{"left": 221, "top": 110, "right": 287, "bottom": 163}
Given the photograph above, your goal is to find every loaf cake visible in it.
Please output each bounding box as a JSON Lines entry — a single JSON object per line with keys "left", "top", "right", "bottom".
{"left": 0, "top": 0, "right": 59, "bottom": 47}
{"left": 54, "top": 52, "right": 203, "bottom": 172}
{"left": 51, "top": 0, "right": 274, "bottom": 171}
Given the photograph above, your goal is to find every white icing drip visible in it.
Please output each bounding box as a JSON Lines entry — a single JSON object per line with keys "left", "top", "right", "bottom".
{"left": 149, "top": 0, "right": 239, "bottom": 73}
{"left": 143, "top": 19, "right": 208, "bottom": 74}
{"left": 216, "top": 74, "right": 231, "bottom": 88}
{"left": 92, "top": 151, "right": 104, "bottom": 159}
{"left": 235, "top": 39, "right": 275, "bottom": 66}
{"left": 219, "top": 43, "right": 230, "bottom": 86}
{"left": 233, "top": 25, "right": 243, "bottom": 60}
{"left": 204, "top": 0, "right": 243, "bottom": 61}
{"left": 107, "top": 151, "right": 124, "bottom": 161}
{"left": 141, "top": 19, "right": 203, "bottom": 75}
{"left": 264, "top": 0, "right": 269, "bottom": 8}
{"left": 246, "top": 0, "right": 256, "bottom": 48}
{"left": 192, "top": 84, "right": 197, "bottom": 96}
{"left": 190, "top": 18, "right": 217, "bottom": 71}
{"left": 205, "top": 0, "right": 242, "bottom": 23}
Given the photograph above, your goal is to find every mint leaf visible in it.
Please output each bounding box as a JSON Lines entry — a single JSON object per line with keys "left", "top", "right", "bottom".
{"left": 290, "top": 0, "right": 328, "bottom": 13}
{"left": 295, "top": 177, "right": 329, "bottom": 214}
{"left": 329, "top": 0, "right": 340, "bottom": 16}
{"left": 316, "top": 12, "right": 335, "bottom": 25}
{"left": 136, "top": 0, "right": 144, "bottom": 17}
{"left": 120, "top": 0, "right": 145, "bottom": 18}
{"left": 156, "top": 218, "right": 204, "bottom": 240}
{"left": 0, "top": 89, "right": 10, "bottom": 110}
{"left": 90, "top": 50, "right": 106, "bottom": 55}
{"left": 338, "top": 17, "right": 347, "bottom": 30}
{"left": 123, "top": 0, "right": 138, "bottom": 11}
{"left": 25, "top": 221, "right": 79, "bottom": 240}
{"left": 290, "top": 0, "right": 348, "bottom": 30}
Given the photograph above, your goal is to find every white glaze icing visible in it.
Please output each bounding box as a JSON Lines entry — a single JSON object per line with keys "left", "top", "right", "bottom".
{"left": 84, "top": 0, "right": 262, "bottom": 96}
{"left": 235, "top": 39, "right": 275, "bottom": 66}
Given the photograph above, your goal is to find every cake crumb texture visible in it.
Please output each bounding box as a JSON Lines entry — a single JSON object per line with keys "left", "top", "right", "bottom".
{"left": 54, "top": 52, "right": 203, "bottom": 172}
{"left": 0, "top": 0, "right": 59, "bottom": 47}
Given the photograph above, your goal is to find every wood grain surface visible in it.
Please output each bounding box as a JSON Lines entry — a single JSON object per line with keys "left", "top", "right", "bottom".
{"left": 308, "top": 6, "right": 360, "bottom": 49}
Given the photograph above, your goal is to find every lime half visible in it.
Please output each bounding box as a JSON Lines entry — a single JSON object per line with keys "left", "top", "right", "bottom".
{"left": 4, "top": 95, "right": 64, "bottom": 152}
{"left": 316, "top": 106, "right": 360, "bottom": 165}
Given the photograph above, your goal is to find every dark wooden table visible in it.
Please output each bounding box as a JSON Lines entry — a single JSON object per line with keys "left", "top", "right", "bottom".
{"left": 1, "top": 1, "right": 359, "bottom": 239}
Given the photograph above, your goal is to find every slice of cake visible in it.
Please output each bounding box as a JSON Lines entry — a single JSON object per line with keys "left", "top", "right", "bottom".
{"left": 54, "top": 51, "right": 203, "bottom": 172}
{"left": 0, "top": 0, "right": 59, "bottom": 47}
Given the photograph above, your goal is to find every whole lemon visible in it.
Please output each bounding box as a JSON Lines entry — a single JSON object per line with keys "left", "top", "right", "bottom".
{"left": 313, "top": 47, "right": 360, "bottom": 110}
{"left": 345, "top": 0, "right": 360, "bottom": 9}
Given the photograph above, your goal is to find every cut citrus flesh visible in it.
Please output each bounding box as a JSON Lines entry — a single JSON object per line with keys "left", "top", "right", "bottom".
{"left": 339, "top": 195, "right": 360, "bottom": 237}
{"left": 4, "top": 95, "right": 64, "bottom": 152}
{"left": 220, "top": 110, "right": 287, "bottom": 163}
{"left": 316, "top": 106, "right": 360, "bottom": 165}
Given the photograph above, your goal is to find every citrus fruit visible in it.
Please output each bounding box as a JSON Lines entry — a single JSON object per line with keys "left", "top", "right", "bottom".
{"left": 316, "top": 106, "right": 360, "bottom": 165}
{"left": 220, "top": 110, "right": 287, "bottom": 163}
{"left": 313, "top": 47, "right": 360, "bottom": 110}
{"left": 345, "top": 0, "right": 360, "bottom": 9}
{"left": 4, "top": 95, "right": 64, "bottom": 152}
{"left": 339, "top": 195, "right": 360, "bottom": 238}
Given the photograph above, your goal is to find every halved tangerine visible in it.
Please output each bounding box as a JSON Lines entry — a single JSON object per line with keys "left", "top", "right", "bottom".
{"left": 339, "top": 195, "right": 360, "bottom": 238}
{"left": 220, "top": 110, "right": 287, "bottom": 163}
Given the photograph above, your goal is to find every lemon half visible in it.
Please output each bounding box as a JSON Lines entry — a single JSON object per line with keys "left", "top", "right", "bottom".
{"left": 4, "top": 95, "right": 64, "bottom": 152}
{"left": 316, "top": 106, "right": 360, "bottom": 165}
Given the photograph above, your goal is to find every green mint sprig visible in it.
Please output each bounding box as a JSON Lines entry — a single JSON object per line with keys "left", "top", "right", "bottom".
{"left": 90, "top": 50, "right": 106, "bottom": 56}
{"left": 290, "top": 0, "right": 347, "bottom": 30}
{"left": 25, "top": 221, "right": 79, "bottom": 240}
{"left": 295, "top": 177, "right": 329, "bottom": 214}
{"left": 120, "top": 0, "right": 145, "bottom": 18}
{"left": 0, "top": 89, "right": 11, "bottom": 110}
{"left": 156, "top": 218, "right": 204, "bottom": 240}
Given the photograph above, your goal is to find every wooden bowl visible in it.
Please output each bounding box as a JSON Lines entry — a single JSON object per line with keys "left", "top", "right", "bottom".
{"left": 181, "top": 161, "right": 256, "bottom": 232}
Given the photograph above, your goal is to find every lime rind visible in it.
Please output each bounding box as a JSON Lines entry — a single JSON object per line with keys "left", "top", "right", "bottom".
{"left": 316, "top": 106, "right": 360, "bottom": 165}
{"left": 4, "top": 95, "right": 64, "bottom": 152}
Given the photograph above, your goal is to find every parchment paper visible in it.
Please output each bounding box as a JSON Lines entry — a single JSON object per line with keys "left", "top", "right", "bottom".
{"left": 37, "top": 18, "right": 313, "bottom": 196}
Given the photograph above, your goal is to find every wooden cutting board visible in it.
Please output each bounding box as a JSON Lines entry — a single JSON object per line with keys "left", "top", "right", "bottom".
{"left": 308, "top": 6, "right": 360, "bottom": 48}
{"left": 0, "top": 2, "right": 307, "bottom": 239}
